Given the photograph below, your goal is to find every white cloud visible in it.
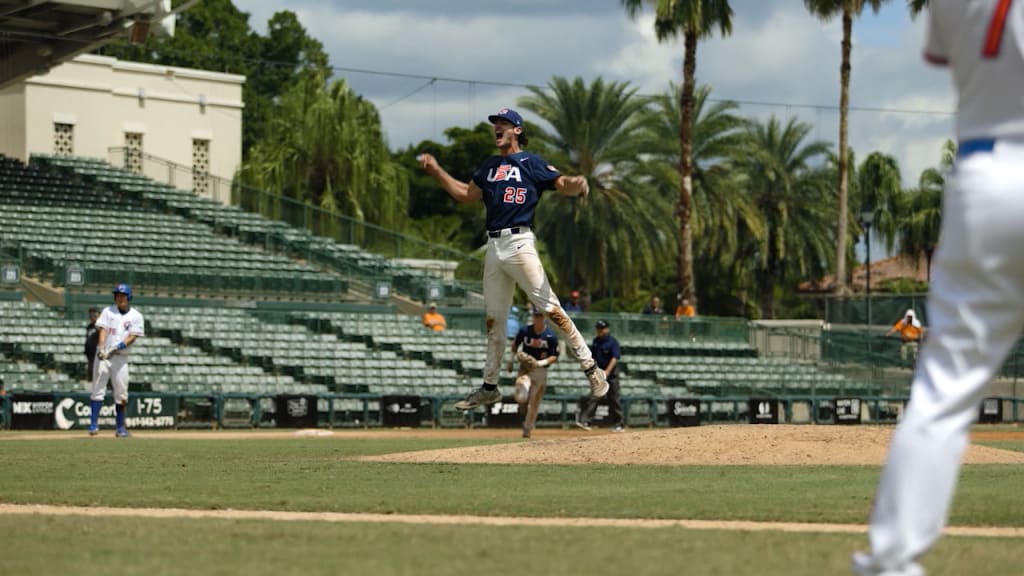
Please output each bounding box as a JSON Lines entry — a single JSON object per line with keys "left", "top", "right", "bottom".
{"left": 232, "top": 0, "right": 960, "bottom": 185}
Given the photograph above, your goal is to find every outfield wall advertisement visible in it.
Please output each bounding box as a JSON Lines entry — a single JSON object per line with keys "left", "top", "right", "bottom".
{"left": 9, "top": 393, "right": 178, "bottom": 430}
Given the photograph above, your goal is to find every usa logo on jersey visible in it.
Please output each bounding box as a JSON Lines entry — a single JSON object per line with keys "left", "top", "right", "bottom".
{"left": 487, "top": 164, "right": 522, "bottom": 183}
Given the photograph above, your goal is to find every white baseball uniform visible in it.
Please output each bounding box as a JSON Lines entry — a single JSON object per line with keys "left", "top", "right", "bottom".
{"left": 854, "top": 1, "right": 1024, "bottom": 574}
{"left": 90, "top": 304, "right": 144, "bottom": 404}
{"left": 472, "top": 152, "right": 597, "bottom": 387}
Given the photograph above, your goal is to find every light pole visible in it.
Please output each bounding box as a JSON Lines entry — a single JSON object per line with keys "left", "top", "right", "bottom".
{"left": 860, "top": 207, "right": 874, "bottom": 327}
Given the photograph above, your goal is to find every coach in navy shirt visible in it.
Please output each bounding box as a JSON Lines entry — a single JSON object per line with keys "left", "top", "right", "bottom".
{"left": 576, "top": 320, "right": 623, "bottom": 432}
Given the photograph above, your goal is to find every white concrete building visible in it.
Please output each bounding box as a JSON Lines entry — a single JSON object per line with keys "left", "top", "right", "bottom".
{"left": 0, "top": 54, "right": 244, "bottom": 205}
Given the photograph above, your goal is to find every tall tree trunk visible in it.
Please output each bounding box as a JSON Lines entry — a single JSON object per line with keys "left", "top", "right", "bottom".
{"left": 678, "top": 30, "right": 698, "bottom": 311}
{"left": 833, "top": 8, "right": 853, "bottom": 295}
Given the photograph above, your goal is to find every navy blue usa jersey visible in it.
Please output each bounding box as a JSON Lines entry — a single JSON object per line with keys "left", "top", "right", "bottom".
{"left": 590, "top": 334, "right": 621, "bottom": 376}
{"left": 514, "top": 324, "right": 559, "bottom": 361}
{"left": 472, "top": 152, "right": 561, "bottom": 231}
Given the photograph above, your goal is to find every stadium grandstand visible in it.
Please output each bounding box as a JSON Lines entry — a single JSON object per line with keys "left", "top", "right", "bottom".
{"left": 1, "top": 0, "right": 981, "bottom": 433}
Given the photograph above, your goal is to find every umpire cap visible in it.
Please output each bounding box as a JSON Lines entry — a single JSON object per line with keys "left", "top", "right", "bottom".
{"left": 595, "top": 320, "right": 609, "bottom": 329}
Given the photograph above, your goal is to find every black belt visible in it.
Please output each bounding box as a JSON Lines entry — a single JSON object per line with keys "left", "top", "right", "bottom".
{"left": 487, "top": 226, "right": 527, "bottom": 238}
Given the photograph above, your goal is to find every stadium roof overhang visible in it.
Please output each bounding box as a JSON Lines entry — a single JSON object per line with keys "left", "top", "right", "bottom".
{"left": 0, "top": 0, "right": 191, "bottom": 90}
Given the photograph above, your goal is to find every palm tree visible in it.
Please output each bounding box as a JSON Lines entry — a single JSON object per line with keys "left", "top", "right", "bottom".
{"left": 634, "top": 83, "right": 764, "bottom": 309}
{"left": 803, "top": 0, "right": 891, "bottom": 295}
{"left": 908, "top": 0, "right": 929, "bottom": 16}
{"left": 620, "top": 0, "right": 734, "bottom": 313}
{"left": 856, "top": 151, "right": 903, "bottom": 253}
{"left": 238, "top": 73, "right": 408, "bottom": 231}
{"left": 898, "top": 140, "right": 951, "bottom": 281}
{"left": 517, "top": 76, "right": 674, "bottom": 300}
{"left": 737, "top": 116, "right": 835, "bottom": 318}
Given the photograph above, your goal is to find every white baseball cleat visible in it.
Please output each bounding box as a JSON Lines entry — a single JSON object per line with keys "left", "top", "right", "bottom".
{"left": 454, "top": 387, "right": 501, "bottom": 411}
{"left": 583, "top": 361, "right": 609, "bottom": 398}
{"left": 850, "top": 552, "right": 924, "bottom": 576}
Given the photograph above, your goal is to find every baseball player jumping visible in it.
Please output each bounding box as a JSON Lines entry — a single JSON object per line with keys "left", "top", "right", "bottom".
{"left": 89, "top": 284, "right": 144, "bottom": 437}
{"left": 419, "top": 107, "right": 608, "bottom": 411}
{"left": 853, "top": 1, "right": 1024, "bottom": 574}
{"left": 512, "top": 307, "right": 559, "bottom": 439}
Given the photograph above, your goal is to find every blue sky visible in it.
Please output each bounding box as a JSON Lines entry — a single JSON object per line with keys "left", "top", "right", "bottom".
{"left": 233, "top": 0, "right": 954, "bottom": 192}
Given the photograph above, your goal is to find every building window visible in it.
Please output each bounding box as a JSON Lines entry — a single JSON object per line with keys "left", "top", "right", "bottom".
{"left": 192, "top": 138, "right": 210, "bottom": 197}
{"left": 54, "top": 123, "right": 74, "bottom": 156}
{"left": 125, "top": 132, "right": 143, "bottom": 174}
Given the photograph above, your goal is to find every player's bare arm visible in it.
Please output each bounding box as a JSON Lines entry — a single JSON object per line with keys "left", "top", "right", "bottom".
{"left": 555, "top": 174, "right": 590, "bottom": 199}
{"left": 418, "top": 153, "right": 483, "bottom": 204}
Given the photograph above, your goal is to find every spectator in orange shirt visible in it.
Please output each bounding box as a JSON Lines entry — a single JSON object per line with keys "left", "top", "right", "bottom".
{"left": 885, "top": 309, "right": 925, "bottom": 365}
{"left": 675, "top": 296, "right": 695, "bottom": 319}
{"left": 422, "top": 302, "right": 447, "bottom": 332}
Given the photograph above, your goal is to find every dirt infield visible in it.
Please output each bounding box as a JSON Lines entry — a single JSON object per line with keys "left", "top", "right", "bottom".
{"left": 362, "top": 425, "right": 1024, "bottom": 466}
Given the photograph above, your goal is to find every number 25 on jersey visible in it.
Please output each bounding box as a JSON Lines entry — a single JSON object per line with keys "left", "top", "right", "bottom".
{"left": 503, "top": 187, "right": 527, "bottom": 204}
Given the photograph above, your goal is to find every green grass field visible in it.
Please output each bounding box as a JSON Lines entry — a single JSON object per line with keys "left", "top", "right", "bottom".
{"left": 1, "top": 429, "right": 1022, "bottom": 575}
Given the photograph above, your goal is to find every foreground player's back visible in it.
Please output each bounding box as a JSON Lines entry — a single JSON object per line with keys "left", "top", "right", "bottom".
{"left": 926, "top": 0, "right": 1024, "bottom": 140}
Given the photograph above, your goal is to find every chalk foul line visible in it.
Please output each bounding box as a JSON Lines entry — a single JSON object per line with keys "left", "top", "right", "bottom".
{"left": 0, "top": 504, "right": 1021, "bottom": 538}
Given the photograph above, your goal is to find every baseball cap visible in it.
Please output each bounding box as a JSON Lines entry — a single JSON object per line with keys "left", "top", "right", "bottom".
{"left": 488, "top": 107, "right": 523, "bottom": 127}
{"left": 595, "top": 320, "right": 609, "bottom": 329}
{"left": 429, "top": 302, "right": 437, "bottom": 309}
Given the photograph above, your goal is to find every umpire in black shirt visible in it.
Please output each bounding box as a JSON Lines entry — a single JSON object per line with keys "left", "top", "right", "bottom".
{"left": 576, "top": 320, "right": 624, "bottom": 432}
{"left": 84, "top": 307, "right": 99, "bottom": 380}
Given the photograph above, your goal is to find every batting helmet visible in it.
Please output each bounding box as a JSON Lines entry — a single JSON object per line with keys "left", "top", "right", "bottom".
{"left": 112, "top": 283, "right": 133, "bottom": 301}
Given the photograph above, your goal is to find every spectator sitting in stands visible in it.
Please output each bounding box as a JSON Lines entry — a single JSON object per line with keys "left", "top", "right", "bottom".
{"left": 642, "top": 295, "right": 664, "bottom": 315}
{"left": 675, "top": 296, "right": 696, "bottom": 320}
{"left": 422, "top": 302, "right": 447, "bottom": 332}
{"left": 563, "top": 290, "right": 583, "bottom": 313}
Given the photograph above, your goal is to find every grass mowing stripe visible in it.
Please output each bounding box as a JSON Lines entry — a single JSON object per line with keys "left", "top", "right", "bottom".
{"left": 1, "top": 437, "right": 1022, "bottom": 526}
{"left": 2, "top": 514, "right": 1024, "bottom": 576}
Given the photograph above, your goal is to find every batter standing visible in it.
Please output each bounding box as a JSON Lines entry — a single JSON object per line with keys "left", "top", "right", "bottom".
{"left": 419, "top": 107, "right": 608, "bottom": 411}
{"left": 512, "top": 307, "right": 559, "bottom": 439}
{"left": 89, "top": 284, "right": 144, "bottom": 438}
{"left": 853, "top": 1, "right": 1024, "bottom": 574}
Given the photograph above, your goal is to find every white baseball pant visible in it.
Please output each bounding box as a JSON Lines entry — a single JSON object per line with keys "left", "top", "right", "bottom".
{"left": 482, "top": 230, "right": 593, "bottom": 385}
{"left": 516, "top": 364, "right": 548, "bottom": 431}
{"left": 91, "top": 353, "right": 130, "bottom": 404}
{"left": 864, "top": 140, "right": 1024, "bottom": 572}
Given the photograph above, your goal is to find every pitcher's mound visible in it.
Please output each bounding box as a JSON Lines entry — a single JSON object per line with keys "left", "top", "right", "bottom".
{"left": 363, "top": 425, "right": 1024, "bottom": 466}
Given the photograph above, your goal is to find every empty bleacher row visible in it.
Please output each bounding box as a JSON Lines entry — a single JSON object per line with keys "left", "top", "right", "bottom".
{"left": 0, "top": 155, "right": 345, "bottom": 299}
{"left": 32, "top": 154, "right": 470, "bottom": 302}
{"left": 144, "top": 306, "right": 467, "bottom": 396}
{"left": 0, "top": 300, "right": 474, "bottom": 397}
{"left": 0, "top": 297, "right": 869, "bottom": 401}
